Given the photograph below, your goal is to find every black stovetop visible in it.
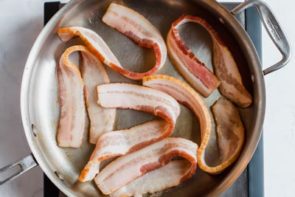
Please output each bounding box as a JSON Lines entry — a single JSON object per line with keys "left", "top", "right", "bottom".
{"left": 43, "top": 2, "right": 264, "bottom": 197}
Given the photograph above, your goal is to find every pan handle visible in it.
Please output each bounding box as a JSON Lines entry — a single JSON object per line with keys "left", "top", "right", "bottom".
{"left": 0, "top": 154, "right": 38, "bottom": 185}
{"left": 231, "top": 0, "right": 291, "bottom": 75}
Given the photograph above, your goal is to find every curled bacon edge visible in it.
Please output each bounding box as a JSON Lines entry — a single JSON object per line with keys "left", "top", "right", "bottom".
{"left": 57, "top": 46, "right": 87, "bottom": 148}
{"left": 168, "top": 15, "right": 252, "bottom": 107}
{"left": 57, "top": 3, "right": 167, "bottom": 80}
{"left": 95, "top": 137, "right": 198, "bottom": 196}
{"left": 57, "top": 45, "right": 116, "bottom": 147}
{"left": 143, "top": 74, "right": 244, "bottom": 174}
{"left": 167, "top": 15, "right": 220, "bottom": 97}
{"left": 79, "top": 83, "right": 180, "bottom": 182}
{"left": 80, "top": 46, "right": 116, "bottom": 144}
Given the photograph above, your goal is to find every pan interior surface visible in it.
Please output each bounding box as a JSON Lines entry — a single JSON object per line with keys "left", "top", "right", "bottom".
{"left": 22, "top": 0, "right": 262, "bottom": 196}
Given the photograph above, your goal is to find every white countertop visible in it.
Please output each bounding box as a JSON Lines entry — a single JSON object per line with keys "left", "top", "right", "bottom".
{"left": 0, "top": 0, "right": 294, "bottom": 196}
{"left": 262, "top": 1, "right": 295, "bottom": 196}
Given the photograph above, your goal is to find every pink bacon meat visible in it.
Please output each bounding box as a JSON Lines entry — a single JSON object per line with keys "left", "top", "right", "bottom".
{"left": 143, "top": 75, "right": 242, "bottom": 174}
{"left": 95, "top": 137, "right": 198, "bottom": 195}
{"left": 57, "top": 3, "right": 167, "bottom": 80}
{"left": 57, "top": 45, "right": 116, "bottom": 147}
{"left": 57, "top": 46, "right": 87, "bottom": 148}
{"left": 79, "top": 120, "right": 167, "bottom": 182}
{"left": 79, "top": 83, "right": 180, "bottom": 182}
{"left": 96, "top": 83, "right": 180, "bottom": 124}
{"left": 80, "top": 46, "right": 116, "bottom": 144}
{"left": 167, "top": 15, "right": 220, "bottom": 97}
{"left": 111, "top": 160, "right": 191, "bottom": 197}
{"left": 168, "top": 15, "right": 252, "bottom": 106}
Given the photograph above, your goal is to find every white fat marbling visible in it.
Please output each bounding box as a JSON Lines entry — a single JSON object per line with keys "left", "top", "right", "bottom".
{"left": 0, "top": 0, "right": 295, "bottom": 197}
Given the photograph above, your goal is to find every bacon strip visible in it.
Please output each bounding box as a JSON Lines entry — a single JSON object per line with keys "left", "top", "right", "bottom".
{"left": 57, "top": 46, "right": 86, "bottom": 148}
{"left": 212, "top": 34, "right": 252, "bottom": 107}
{"left": 57, "top": 45, "right": 115, "bottom": 147}
{"left": 79, "top": 83, "right": 180, "bottom": 182}
{"left": 57, "top": 3, "right": 167, "bottom": 80}
{"left": 167, "top": 15, "right": 220, "bottom": 97}
{"left": 168, "top": 15, "right": 252, "bottom": 106}
{"left": 111, "top": 160, "right": 191, "bottom": 197}
{"left": 95, "top": 137, "right": 198, "bottom": 195}
{"left": 102, "top": 3, "right": 167, "bottom": 74}
{"left": 80, "top": 47, "right": 116, "bottom": 144}
{"left": 143, "top": 74, "right": 241, "bottom": 174}
{"left": 96, "top": 83, "right": 180, "bottom": 123}
{"left": 79, "top": 120, "right": 168, "bottom": 182}
{"left": 211, "top": 97, "right": 245, "bottom": 172}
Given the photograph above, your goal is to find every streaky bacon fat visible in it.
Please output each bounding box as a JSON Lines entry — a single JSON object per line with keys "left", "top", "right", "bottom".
{"left": 168, "top": 15, "right": 252, "bottom": 106}
{"left": 57, "top": 3, "right": 167, "bottom": 80}
{"left": 57, "top": 45, "right": 116, "bottom": 147}
{"left": 167, "top": 15, "right": 220, "bottom": 97}
{"left": 57, "top": 46, "right": 87, "bottom": 148}
{"left": 95, "top": 137, "right": 197, "bottom": 195}
{"left": 110, "top": 160, "right": 191, "bottom": 197}
{"left": 80, "top": 47, "right": 116, "bottom": 144}
{"left": 102, "top": 3, "right": 167, "bottom": 78}
{"left": 79, "top": 120, "right": 168, "bottom": 182}
{"left": 96, "top": 83, "right": 180, "bottom": 123}
{"left": 79, "top": 83, "right": 180, "bottom": 182}
{"left": 143, "top": 74, "right": 242, "bottom": 174}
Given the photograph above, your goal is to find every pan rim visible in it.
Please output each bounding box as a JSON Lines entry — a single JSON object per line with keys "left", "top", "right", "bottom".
{"left": 198, "top": 1, "right": 266, "bottom": 196}
{"left": 20, "top": 0, "right": 266, "bottom": 196}
{"left": 20, "top": 0, "right": 85, "bottom": 196}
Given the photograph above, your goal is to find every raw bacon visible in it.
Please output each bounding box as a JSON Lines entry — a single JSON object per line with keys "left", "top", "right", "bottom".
{"left": 79, "top": 83, "right": 180, "bottom": 182}
{"left": 111, "top": 160, "right": 191, "bottom": 197}
{"left": 57, "top": 45, "right": 115, "bottom": 147}
{"left": 96, "top": 83, "right": 180, "bottom": 124}
{"left": 57, "top": 3, "right": 167, "bottom": 80}
{"left": 80, "top": 46, "right": 116, "bottom": 144}
{"left": 95, "top": 137, "right": 197, "bottom": 195}
{"left": 143, "top": 75, "right": 213, "bottom": 172}
{"left": 168, "top": 15, "right": 252, "bottom": 106}
{"left": 167, "top": 15, "right": 220, "bottom": 97}
{"left": 79, "top": 120, "right": 168, "bottom": 182}
{"left": 143, "top": 75, "right": 242, "bottom": 174}
{"left": 57, "top": 46, "right": 86, "bottom": 148}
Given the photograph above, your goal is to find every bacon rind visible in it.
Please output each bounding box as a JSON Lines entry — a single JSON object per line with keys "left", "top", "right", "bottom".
{"left": 57, "top": 3, "right": 167, "bottom": 80}
{"left": 94, "top": 137, "right": 197, "bottom": 195}
{"left": 79, "top": 120, "right": 168, "bottom": 182}
{"left": 57, "top": 46, "right": 86, "bottom": 148}
{"left": 167, "top": 15, "right": 220, "bottom": 97}
{"left": 80, "top": 48, "right": 116, "bottom": 144}
{"left": 143, "top": 74, "right": 242, "bottom": 174}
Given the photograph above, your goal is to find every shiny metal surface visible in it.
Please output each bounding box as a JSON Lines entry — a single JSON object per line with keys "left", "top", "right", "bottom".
{"left": 0, "top": 154, "right": 37, "bottom": 185}
{"left": 16, "top": 0, "right": 277, "bottom": 196}
{"left": 232, "top": 0, "right": 291, "bottom": 75}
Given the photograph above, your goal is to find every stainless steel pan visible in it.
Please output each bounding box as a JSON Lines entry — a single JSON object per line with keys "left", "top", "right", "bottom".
{"left": 0, "top": 0, "right": 291, "bottom": 196}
